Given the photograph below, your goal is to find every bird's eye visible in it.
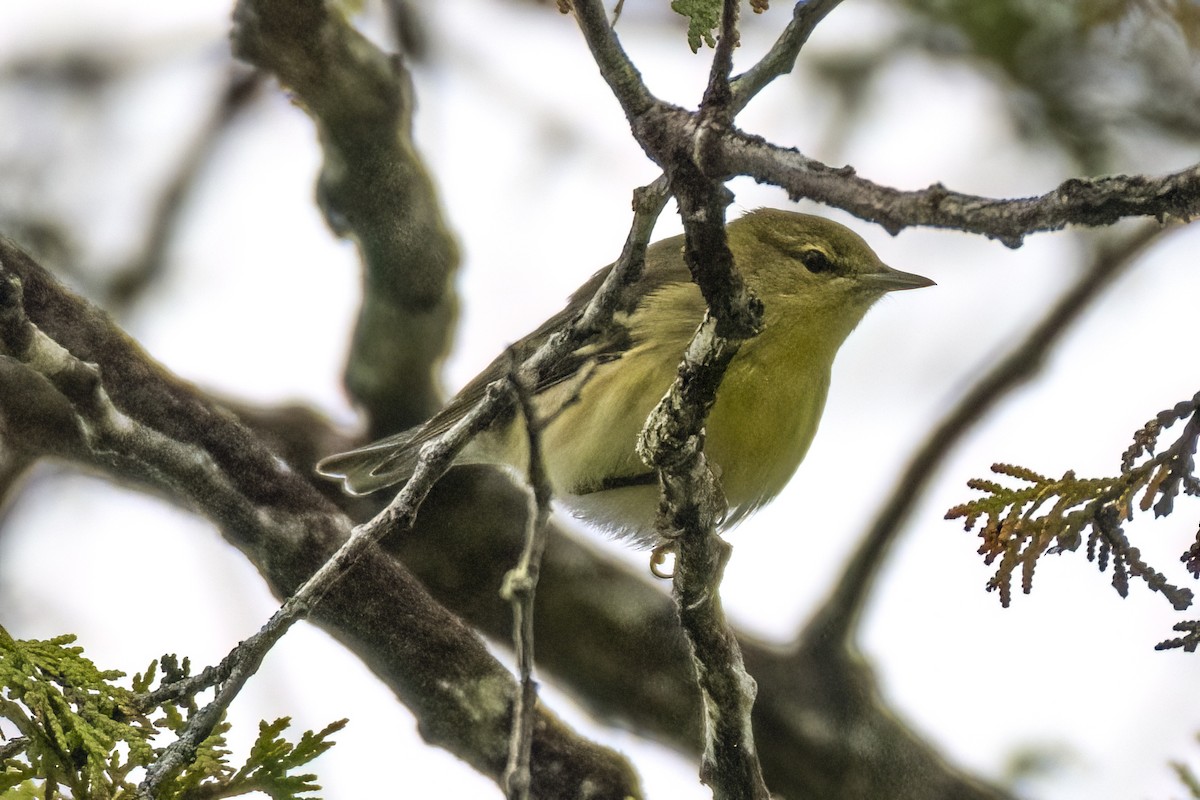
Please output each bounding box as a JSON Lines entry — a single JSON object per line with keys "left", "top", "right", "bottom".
{"left": 798, "top": 248, "right": 835, "bottom": 274}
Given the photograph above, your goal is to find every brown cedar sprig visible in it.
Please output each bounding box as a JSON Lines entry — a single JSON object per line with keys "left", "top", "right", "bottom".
{"left": 948, "top": 393, "right": 1200, "bottom": 617}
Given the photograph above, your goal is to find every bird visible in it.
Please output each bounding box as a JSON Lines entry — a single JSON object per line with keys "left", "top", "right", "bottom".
{"left": 317, "top": 208, "right": 933, "bottom": 546}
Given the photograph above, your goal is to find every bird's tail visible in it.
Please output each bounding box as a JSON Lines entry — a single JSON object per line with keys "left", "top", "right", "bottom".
{"left": 315, "top": 427, "right": 423, "bottom": 496}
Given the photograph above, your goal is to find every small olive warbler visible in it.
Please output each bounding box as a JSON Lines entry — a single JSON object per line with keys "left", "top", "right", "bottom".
{"left": 318, "top": 209, "right": 933, "bottom": 545}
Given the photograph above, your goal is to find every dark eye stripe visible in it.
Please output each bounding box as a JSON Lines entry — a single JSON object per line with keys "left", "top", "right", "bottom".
{"left": 799, "top": 248, "right": 835, "bottom": 274}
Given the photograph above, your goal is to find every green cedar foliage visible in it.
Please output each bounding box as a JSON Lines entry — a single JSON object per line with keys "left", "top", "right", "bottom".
{"left": 0, "top": 628, "right": 345, "bottom": 799}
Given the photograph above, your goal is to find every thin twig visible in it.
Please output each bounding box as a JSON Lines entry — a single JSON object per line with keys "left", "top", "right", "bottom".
{"left": 491, "top": 181, "right": 671, "bottom": 799}
{"left": 546, "top": 176, "right": 670, "bottom": 351}
{"left": 703, "top": 0, "right": 739, "bottom": 114}
{"left": 690, "top": 0, "right": 739, "bottom": 173}
{"left": 569, "top": 0, "right": 655, "bottom": 119}
{"left": 137, "top": 378, "right": 519, "bottom": 798}
{"left": 0, "top": 736, "right": 28, "bottom": 761}
{"left": 130, "top": 661, "right": 229, "bottom": 714}
{"left": 500, "top": 353, "right": 555, "bottom": 800}
{"left": 803, "top": 223, "right": 1172, "bottom": 648}
{"left": 730, "top": 0, "right": 847, "bottom": 113}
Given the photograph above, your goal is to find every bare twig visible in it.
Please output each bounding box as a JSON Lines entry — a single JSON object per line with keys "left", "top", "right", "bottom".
{"left": 804, "top": 223, "right": 1171, "bottom": 647}
{"left": 0, "top": 736, "right": 28, "bottom": 761}
{"left": 569, "top": 0, "right": 655, "bottom": 120}
{"left": 130, "top": 661, "right": 229, "bottom": 714}
{"left": 704, "top": 0, "right": 739, "bottom": 110}
{"left": 730, "top": 0, "right": 847, "bottom": 113}
{"left": 714, "top": 131, "right": 1200, "bottom": 246}
{"left": 500, "top": 354, "right": 555, "bottom": 800}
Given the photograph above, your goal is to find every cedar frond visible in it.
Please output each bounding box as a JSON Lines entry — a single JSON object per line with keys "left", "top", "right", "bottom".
{"left": 948, "top": 392, "right": 1200, "bottom": 624}
{"left": 1157, "top": 620, "right": 1200, "bottom": 653}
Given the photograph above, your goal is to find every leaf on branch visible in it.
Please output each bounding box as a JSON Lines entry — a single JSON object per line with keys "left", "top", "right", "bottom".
{"left": 947, "top": 393, "right": 1200, "bottom": 614}
{"left": 671, "top": 0, "right": 722, "bottom": 52}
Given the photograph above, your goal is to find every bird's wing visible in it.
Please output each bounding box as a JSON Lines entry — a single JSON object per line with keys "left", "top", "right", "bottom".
{"left": 318, "top": 236, "right": 692, "bottom": 495}
{"left": 420, "top": 241, "right": 691, "bottom": 441}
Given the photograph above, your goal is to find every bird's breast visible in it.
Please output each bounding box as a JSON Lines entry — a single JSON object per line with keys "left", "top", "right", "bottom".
{"left": 703, "top": 344, "right": 831, "bottom": 525}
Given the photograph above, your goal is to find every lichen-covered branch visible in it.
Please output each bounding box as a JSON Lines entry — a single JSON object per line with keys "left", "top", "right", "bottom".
{"left": 714, "top": 130, "right": 1200, "bottom": 246}
{"left": 639, "top": 192, "right": 769, "bottom": 798}
{"left": 572, "top": 5, "right": 1200, "bottom": 252}
{"left": 568, "top": 0, "right": 655, "bottom": 120}
{"left": 500, "top": 357, "right": 556, "bottom": 800}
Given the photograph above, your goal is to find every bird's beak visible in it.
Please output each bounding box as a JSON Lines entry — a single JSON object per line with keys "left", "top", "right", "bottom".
{"left": 861, "top": 263, "right": 936, "bottom": 292}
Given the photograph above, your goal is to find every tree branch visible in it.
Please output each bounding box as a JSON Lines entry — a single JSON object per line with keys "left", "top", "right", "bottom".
{"left": 619, "top": 3, "right": 774, "bottom": 796}
{"left": 500, "top": 354, "right": 556, "bottom": 800}
{"left": 714, "top": 130, "right": 1200, "bottom": 246}
{"left": 568, "top": 0, "right": 656, "bottom": 120}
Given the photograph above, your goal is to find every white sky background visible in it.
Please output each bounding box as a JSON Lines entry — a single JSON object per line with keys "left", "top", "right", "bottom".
{"left": 2, "top": 1, "right": 1200, "bottom": 799}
